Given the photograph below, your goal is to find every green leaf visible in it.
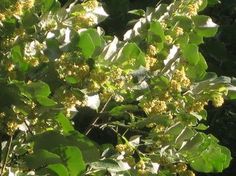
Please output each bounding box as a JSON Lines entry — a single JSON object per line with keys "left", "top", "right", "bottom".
{"left": 181, "top": 134, "right": 232, "bottom": 173}
{"left": 189, "top": 31, "right": 204, "bottom": 44}
{"left": 179, "top": 133, "right": 204, "bottom": 152}
{"left": 135, "top": 115, "right": 171, "bottom": 129}
{"left": 172, "top": 16, "right": 193, "bottom": 32}
{"left": 25, "top": 149, "right": 62, "bottom": 169}
{"left": 148, "top": 21, "right": 164, "bottom": 49}
{"left": 78, "top": 29, "right": 104, "bottom": 59}
{"left": 56, "top": 113, "right": 74, "bottom": 133}
{"left": 128, "top": 9, "right": 145, "bottom": 16}
{"left": 45, "top": 38, "right": 61, "bottom": 60}
{"left": 195, "top": 123, "right": 209, "bottom": 131}
{"left": 175, "top": 127, "right": 195, "bottom": 146}
{"left": 190, "top": 144, "right": 232, "bottom": 173}
{"left": 22, "top": 11, "right": 39, "bottom": 28}
{"left": 186, "top": 53, "right": 207, "bottom": 80}
{"left": 36, "top": 96, "right": 57, "bottom": 106}
{"left": 198, "top": 0, "right": 208, "bottom": 11}
{"left": 11, "top": 45, "right": 28, "bottom": 72}
{"left": 207, "top": 0, "right": 220, "bottom": 6}
{"left": 65, "top": 76, "right": 79, "bottom": 84}
{"left": 90, "top": 159, "right": 128, "bottom": 172}
{"left": 182, "top": 44, "right": 199, "bottom": 65}
{"left": 78, "top": 32, "right": 95, "bottom": 58}
{"left": 109, "top": 105, "right": 139, "bottom": 117}
{"left": 28, "top": 81, "right": 51, "bottom": 97}
{"left": 41, "top": 0, "right": 55, "bottom": 13}
{"left": 165, "top": 122, "right": 185, "bottom": 136}
{"left": 55, "top": 146, "right": 86, "bottom": 176}
{"left": 47, "top": 164, "right": 69, "bottom": 176}
{"left": 66, "top": 131, "right": 100, "bottom": 163}
{"left": 193, "top": 15, "right": 218, "bottom": 37}
{"left": 33, "top": 131, "right": 69, "bottom": 152}
{"left": 116, "top": 43, "right": 145, "bottom": 70}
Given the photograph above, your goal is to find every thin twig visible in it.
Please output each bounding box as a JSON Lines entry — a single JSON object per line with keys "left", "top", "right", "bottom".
{"left": 0, "top": 135, "right": 13, "bottom": 175}
{"left": 24, "top": 120, "right": 33, "bottom": 135}
{"left": 85, "top": 94, "right": 113, "bottom": 135}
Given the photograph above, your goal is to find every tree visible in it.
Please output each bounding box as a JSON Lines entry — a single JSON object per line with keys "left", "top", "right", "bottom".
{"left": 0, "top": 0, "right": 235, "bottom": 175}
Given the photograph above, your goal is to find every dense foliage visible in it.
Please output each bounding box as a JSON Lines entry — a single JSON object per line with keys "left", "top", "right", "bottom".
{"left": 0, "top": 0, "right": 235, "bottom": 175}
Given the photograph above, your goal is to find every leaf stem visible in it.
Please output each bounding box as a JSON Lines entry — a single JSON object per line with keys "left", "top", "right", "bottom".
{"left": 0, "top": 135, "right": 13, "bottom": 175}
{"left": 85, "top": 94, "right": 113, "bottom": 135}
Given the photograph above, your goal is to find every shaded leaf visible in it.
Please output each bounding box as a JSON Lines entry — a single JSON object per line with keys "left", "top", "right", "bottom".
{"left": 47, "top": 164, "right": 69, "bottom": 176}
{"left": 25, "top": 149, "right": 62, "bottom": 169}
{"left": 182, "top": 44, "right": 199, "bottom": 65}
{"left": 55, "top": 146, "right": 86, "bottom": 176}
{"left": 193, "top": 15, "right": 218, "bottom": 37}
{"left": 56, "top": 113, "right": 74, "bottom": 133}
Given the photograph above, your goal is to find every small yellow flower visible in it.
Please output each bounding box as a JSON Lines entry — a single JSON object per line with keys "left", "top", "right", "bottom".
{"left": 170, "top": 80, "right": 182, "bottom": 92}
{"left": 83, "top": 0, "right": 99, "bottom": 10}
{"left": 136, "top": 160, "right": 146, "bottom": 170}
{"left": 116, "top": 144, "right": 134, "bottom": 155}
{"left": 175, "top": 27, "right": 184, "bottom": 36}
{"left": 212, "top": 94, "right": 224, "bottom": 107}
{"left": 165, "top": 35, "right": 173, "bottom": 44}
{"left": 142, "top": 99, "right": 167, "bottom": 115}
{"left": 23, "top": 0, "right": 35, "bottom": 9}
{"left": 145, "top": 56, "right": 156, "bottom": 71}
{"left": 188, "top": 101, "right": 206, "bottom": 112}
{"left": 114, "top": 94, "right": 124, "bottom": 102}
{"left": 173, "top": 67, "right": 191, "bottom": 88}
{"left": 180, "top": 170, "right": 196, "bottom": 176}
{"left": 187, "top": 4, "right": 198, "bottom": 16}
{"left": 0, "top": 13, "right": 6, "bottom": 21}
{"left": 7, "top": 64, "right": 15, "bottom": 72}
{"left": 147, "top": 45, "right": 157, "bottom": 56}
{"left": 176, "top": 163, "right": 187, "bottom": 173}
{"left": 7, "top": 121, "right": 18, "bottom": 135}
{"left": 14, "top": 1, "right": 24, "bottom": 16}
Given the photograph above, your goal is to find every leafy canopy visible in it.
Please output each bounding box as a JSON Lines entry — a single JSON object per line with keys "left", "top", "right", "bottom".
{"left": 0, "top": 0, "right": 235, "bottom": 175}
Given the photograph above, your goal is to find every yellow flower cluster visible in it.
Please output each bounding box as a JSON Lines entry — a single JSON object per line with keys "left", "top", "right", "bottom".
{"left": 145, "top": 45, "right": 160, "bottom": 71}
{"left": 82, "top": 0, "right": 99, "bottom": 10}
{"left": 212, "top": 94, "right": 224, "bottom": 107}
{"left": 147, "top": 45, "right": 158, "bottom": 56}
{"left": 56, "top": 54, "right": 90, "bottom": 82}
{"left": 179, "top": 170, "right": 196, "bottom": 176}
{"left": 0, "top": 13, "right": 5, "bottom": 21}
{"left": 145, "top": 55, "right": 157, "bottom": 71}
{"left": 175, "top": 163, "right": 188, "bottom": 173}
{"left": 0, "top": 0, "right": 35, "bottom": 21}
{"left": 73, "top": 14, "right": 96, "bottom": 29}
{"left": 142, "top": 99, "right": 167, "bottom": 116}
{"left": 116, "top": 143, "right": 134, "bottom": 155}
{"left": 173, "top": 67, "right": 190, "bottom": 86}
{"left": 136, "top": 160, "right": 146, "bottom": 174}
{"left": 170, "top": 80, "right": 182, "bottom": 92}
{"left": 54, "top": 89, "right": 84, "bottom": 117}
{"left": 188, "top": 101, "right": 207, "bottom": 112}
{"left": 7, "top": 121, "right": 18, "bottom": 135}
{"left": 174, "top": 27, "right": 184, "bottom": 36}
{"left": 187, "top": 0, "right": 203, "bottom": 17}
{"left": 71, "top": 0, "right": 99, "bottom": 29}
{"left": 170, "top": 67, "right": 190, "bottom": 92}
{"left": 165, "top": 35, "right": 173, "bottom": 44}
